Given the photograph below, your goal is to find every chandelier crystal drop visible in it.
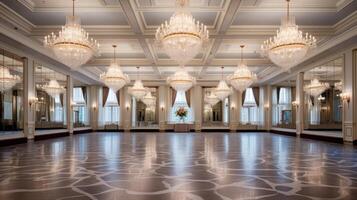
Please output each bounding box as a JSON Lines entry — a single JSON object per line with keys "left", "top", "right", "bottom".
{"left": 100, "top": 45, "right": 130, "bottom": 92}
{"left": 128, "top": 67, "right": 148, "bottom": 100}
{"left": 142, "top": 91, "right": 156, "bottom": 107}
{"left": 167, "top": 67, "right": 196, "bottom": 92}
{"left": 214, "top": 67, "right": 232, "bottom": 101}
{"left": 155, "top": 0, "right": 209, "bottom": 66}
{"left": 334, "top": 81, "right": 343, "bottom": 91}
{"left": 261, "top": 0, "right": 316, "bottom": 70}
{"left": 205, "top": 92, "right": 220, "bottom": 107}
{"left": 42, "top": 79, "right": 66, "bottom": 98}
{"left": 227, "top": 45, "right": 257, "bottom": 92}
{"left": 44, "top": 0, "right": 99, "bottom": 70}
{"left": 0, "top": 66, "right": 21, "bottom": 92}
{"left": 304, "top": 78, "right": 329, "bottom": 97}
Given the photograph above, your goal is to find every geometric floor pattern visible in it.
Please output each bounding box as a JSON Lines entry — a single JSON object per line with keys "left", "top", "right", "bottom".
{"left": 0, "top": 132, "right": 357, "bottom": 200}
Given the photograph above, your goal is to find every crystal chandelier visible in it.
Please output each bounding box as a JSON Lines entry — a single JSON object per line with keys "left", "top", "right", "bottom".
{"left": 205, "top": 92, "right": 219, "bottom": 107}
{"left": 128, "top": 67, "right": 148, "bottom": 100}
{"left": 167, "top": 67, "right": 196, "bottom": 92}
{"left": 156, "top": 0, "right": 209, "bottom": 66}
{"left": 142, "top": 91, "right": 156, "bottom": 107}
{"left": 261, "top": 0, "right": 316, "bottom": 70}
{"left": 227, "top": 45, "right": 257, "bottom": 92}
{"left": 0, "top": 65, "right": 21, "bottom": 92}
{"left": 304, "top": 78, "right": 329, "bottom": 97}
{"left": 42, "top": 79, "right": 66, "bottom": 98}
{"left": 214, "top": 67, "right": 232, "bottom": 101}
{"left": 44, "top": 0, "right": 99, "bottom": 70}
{"left": 100, "top": 45, "right": 130, "bottom": 92}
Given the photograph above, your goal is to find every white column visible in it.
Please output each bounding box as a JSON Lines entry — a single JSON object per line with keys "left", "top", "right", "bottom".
{"left": 23, "top": 58, "right": 35, "bottom": 140}
{"left": 120, "top": 86, "right": 131, "bottom": 132}
{"left": 264, "top": 85, "right": 272, "bottom": 131}
{"left": 89, "top": 86, "right": 99, "bottom": 131}
{"left": 344, "top": 49, "right": 355, "bottom": 142}
{"left": 229, "top": 91, "right": 239, "bottom": 132}
{"left": 192, "top": 85, "right": 203, "bottom": 132}
{"left": 296, "top": 72, "right": 305, "bottom": 135}
{"left": 158, "top": 85, "right": 168, "bottom": 131}
{"left": 66, "top": 75, "right": 73, "bottom": 134}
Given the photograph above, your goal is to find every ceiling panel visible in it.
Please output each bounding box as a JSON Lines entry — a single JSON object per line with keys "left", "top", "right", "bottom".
{"left": 136, "top": 0, "right": 224, "bottom": 7}
{"left": 142, "top": 11, "right": 218, "bottom": 26}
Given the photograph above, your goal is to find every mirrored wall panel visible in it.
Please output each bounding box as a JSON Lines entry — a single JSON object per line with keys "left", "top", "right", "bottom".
{"left": 34, "top": 64, "right": 67, "bottom": 131}
{"left": 73, "top": 79, "right": 90, "bottom": 128}
{"left": 132, "top": 87, "right": 158, "bottom": 128}
{"left": 203, "top": 87, "right": 229, "bottom": 127}
{"left": 304, "top": 57, "right": 343, "bottom": 133}
{"left": 0, "top": 49, "right": 24, "bottom": 136}
{"left": 272, "top": 79, "right": 296, "bottom": 129}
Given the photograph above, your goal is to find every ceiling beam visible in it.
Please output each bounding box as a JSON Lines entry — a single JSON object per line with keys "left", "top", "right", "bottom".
{"left": 200, "top": 0, "right": 242, "bottom": 78}
{"left": 118, "top": 0, "right": 161, "bottom": 78}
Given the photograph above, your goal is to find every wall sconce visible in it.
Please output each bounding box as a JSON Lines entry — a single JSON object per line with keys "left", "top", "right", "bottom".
{"left": 230, "top": 104, "right": 236, "bottom": 110}
{"left": 160, "top": 105, "right": 165, "bottom": 111}
{"left": 292, "top": 101, "right": 299, "bottom": 108}
{"left": 29, "top": 97, "right": 38, "bottom": 107}
{"left": 126, "top": 104, "right": 130, "bottom": 111}
{"left": 92, "top": 105, "right": 97, "bottom": 111}
{"left": 340, "top": 92, "right": 351, "bottom": 105}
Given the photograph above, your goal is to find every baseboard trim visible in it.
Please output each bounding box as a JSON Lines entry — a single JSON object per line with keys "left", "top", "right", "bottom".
{"left": 73, "top": 129, "right": 93, "bottom": 135}
{"left": 34, "top": 132, "right": 70, "bottom": 141}
{"left": 301, "top": 133, "right": 343, "bottom": 144}
{"left": 0, "top": 137, "right": 27, "bottom": 147}
{"left": 270, "top": 129, "right": 297, "bottom": 137}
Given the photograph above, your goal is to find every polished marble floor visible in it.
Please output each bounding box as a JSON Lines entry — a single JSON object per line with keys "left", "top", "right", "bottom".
{"left": 0, "top": 132, "right": 357, "bottom": 200}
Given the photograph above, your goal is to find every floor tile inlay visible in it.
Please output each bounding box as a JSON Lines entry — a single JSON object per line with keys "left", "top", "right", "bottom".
{"left": 0, "top": 132, "right": 357, "bottom": 200}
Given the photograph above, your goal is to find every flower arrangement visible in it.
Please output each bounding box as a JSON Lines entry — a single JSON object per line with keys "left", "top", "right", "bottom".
{"left": 175, "top": 107, "right": 187, "bottom": 121}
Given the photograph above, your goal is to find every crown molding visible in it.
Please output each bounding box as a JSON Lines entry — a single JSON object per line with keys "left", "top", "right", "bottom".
{"left": 336, "top": 0, "right": 354, "bottom": 12}
{"left": 17, "top": 0, "right": 35, "bottom": 11}
{"left": 0, "top": 2, "right": 35, "bottom": 34}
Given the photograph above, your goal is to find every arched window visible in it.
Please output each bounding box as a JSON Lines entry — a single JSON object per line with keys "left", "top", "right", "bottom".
{"left": 170, "top": 90, "right": 193, "bottom": 123}
{"left": 240, "top": 88, "right": 259, "bottom": 124}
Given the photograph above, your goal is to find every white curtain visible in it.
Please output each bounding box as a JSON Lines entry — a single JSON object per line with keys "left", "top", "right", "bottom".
{"left": 309, "top": 97, "right": 321, "bottom": 125}
{"left": 272, "top": 88, "right": 278, "bottom": 126}
{"left": 103, "top": 89, "right": 120, "bottom": 125}
{"left": 73, "top": 87, "right": 88, "bottom": 125}
{"left": 240, "top": 88, "right": 259, "bottom": 124}
{"left": 277, "top": 87, "right": 292, "bottom": 124}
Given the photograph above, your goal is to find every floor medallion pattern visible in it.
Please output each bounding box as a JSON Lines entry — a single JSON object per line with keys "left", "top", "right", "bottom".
{"left": 0, "top": 132, "right": 357, "bottom": 200}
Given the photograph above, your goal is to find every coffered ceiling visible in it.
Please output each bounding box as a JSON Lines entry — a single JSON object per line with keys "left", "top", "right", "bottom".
{"left": 0, "top": 0, "right": 356, "bottom": 85}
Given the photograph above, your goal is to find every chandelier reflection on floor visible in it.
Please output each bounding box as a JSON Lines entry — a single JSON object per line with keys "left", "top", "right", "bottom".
{"left": 156, "top": 0, "right": 209, "bottom": 66}
{"left": 100, "top": 45, "right": 130, "bottom": 92}
{"left": 304, "top": 78, "right": 329, "bottom": 97}
{"left": 44, "top": 0, "right": 99, "bottom": 70}
{"left": 214, "top": 67, "right": 232, "bottom": 101}
{"left": 227, "top": 45, "right": 257, "bottom": 92}
{"left": 128, "top": 67, "right": 148, "bottom": 100}
{"left": 261, "top": 0, "right": 316, "bottom": 70}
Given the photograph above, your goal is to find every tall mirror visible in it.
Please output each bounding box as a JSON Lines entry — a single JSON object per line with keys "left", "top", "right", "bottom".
{"left": 0, "top": 49, "right": 24, "bottom": 136}
{"left": 132, "top": 87, "right": 158, "bottom": 128}
{"left": 34, "top": 64, "right": 67, "bottom": 132}
{"left": 72, "top": 80, "right": 90, "bottom": 129}
{"left": 272, "top": 79, "right": 296, "bottom": 129}
{"left": 304, "top": 58, "right": 343, "bottom": 134}
{"left": 203, "top": 87, "right": 229, "bottom": 127}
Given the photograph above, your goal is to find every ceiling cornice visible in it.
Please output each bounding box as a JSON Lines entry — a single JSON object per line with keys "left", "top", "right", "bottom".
{"left": 0, "top": 2, "right": 35, "bottom": 34}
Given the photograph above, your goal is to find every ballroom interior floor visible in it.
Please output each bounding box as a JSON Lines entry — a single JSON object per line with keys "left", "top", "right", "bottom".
{"left": 0, "top": 132, "right": 357, "bottom": 200}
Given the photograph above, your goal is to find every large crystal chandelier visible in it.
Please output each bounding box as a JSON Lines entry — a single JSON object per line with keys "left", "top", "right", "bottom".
{"left": 214, "top": 67, "right": 232, "bottom": 101}
{"left": 100, "top": 45, "right": 130, "bottom": 92}
{"left": 228, "top": 45, "right": 257, "bottom": 92}
{"left": 128, "top": 67, "right": 148, "bottom": 100}
{"left": 142, "top": 91, "right": 156, "bottom": 107}
{"left": 167, "top": 67, "right": 196, "bottom": 92}
{"left": 304, "top": 78, "right": 329, "bottom": 97}
{"left": 44, "top": 0, "right": 99, "bottom": 70}
{"left": 205, "top": 92, "right": 219, "bottom": 107}
{"left": 0, "top": 65, "right": 21, "bottom": 92}
{"left": 261, "top": 0, "right": 316, "bottom": 70}
{"left": 334, "top": 81, "right": 343, "bottom": 91}
{"left": 42, "top": 79, "right": 66, "bottom": 98}
{"left": 155, "top": 0, "right": 209, "bottom": 66}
